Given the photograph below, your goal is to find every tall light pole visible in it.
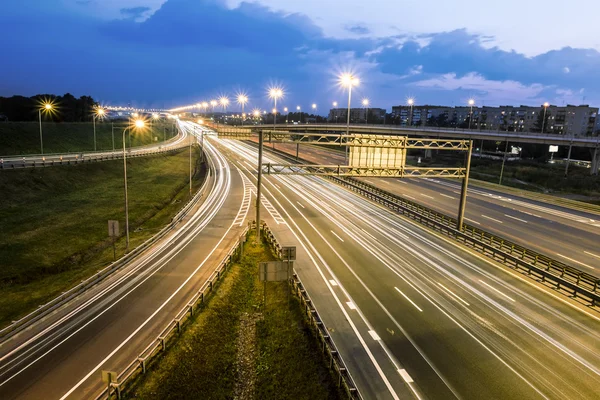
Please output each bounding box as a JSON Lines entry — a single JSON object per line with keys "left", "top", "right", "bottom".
{"left": 333, "top": 101, "right": 338, "bottom": 123}
{"left": 93, "top": 107, "right": 105, "bottom": 151}
{"left": 407, "top": 98, "right": 414, "bottom": 127}
{"left": 297, "top": 106, "right": 302, "bottom": 124}
{"left": 269, "top": 88, "right": 283, "bottom": 127}
{"left": 39, "top": 103, "right": 53, "bottom": 154}
{"left": 219, "top": 96, "right": 229, "bottom": 129}
{"left": 284, "top": 107, "right": 289, "bottom": 124}
{"left": 312, "top": 103, "right": 317, "bottom": 123}
{"left": 541, "top": 102, "right": 549, "bottom": 133}
{"left": 468, "top": 99, "right": 475, "bottom": 130}
{"left": 202, "top": 102, "right": 209, "bottom": 117}
{"left": 237, "top": 94, "right": 248, "bottom": 126}
{"left": 123, "top": 119, "right": 146, "bottom": 251}
{"left": 362, "top": 98, "right": 370, "bottom": 124}
{"left": 340, "top": 73, "right": 359, "bottom": 164}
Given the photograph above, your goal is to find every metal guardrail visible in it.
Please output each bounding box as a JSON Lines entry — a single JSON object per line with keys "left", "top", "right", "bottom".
{"left": 261, "top": 223, "right": 361, "bottom": 399}
{"left": 0, "top": 148, "right": 213, "bottom": 342}
{"left": 261, "top": 144, "right": 600, "bottom": 307}
{"left": 95, "top": 224, "right": 251, "bottom": 400}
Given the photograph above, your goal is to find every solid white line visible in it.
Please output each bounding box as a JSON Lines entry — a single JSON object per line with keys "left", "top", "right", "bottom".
{"left": 296, "top": 201, "right": 305, "bottom": 209}
{"left": 421, "top": 194, "right": 434, "bottom": 199}
{"left": 440, "top": 194, "right": 455, "bottom": 200}
{"left": 381, "top": 180, "right": 391, "bottom": 184}
{"left": 481, "top": 215, "right": 503, "bottom": 224}
{"left": 479, "top": 280, "right": 516, "bottom": 302}
{"left": 403, "top": 194, "right": 416, "bottom": 200}
{"left": 394, "top": 287, "right": 423, "bottom": 312}
{"left": 437, "top": 283, "right": 470, "bottom": 306}
{"left": 368, "top": 330, "right": 381, "bottom": 341}
{"left": 346, "top": 301, "right": 357, "bottom": 310}
{"left": 504, "top": 214, "right": 528, "bottom": 223}
{"left": 556, "top": 253, "right": 595, "bottom": 269}
{"left": 465, "top": 218, "right": 481, "bottom": 225}
{"left": 397, "top": 180, "right": 407, "bottom": 184}
{"left": 398, "top": 369, "right": 414, "bottom": 383}
{"left": 330, "top": 230, "right": 345, "bottom": 242}
{"left": 584, "top": 251, "right": 600, "bottom": 260}
{"left": 329, "top": 279, "right": 338, "bottom": 286}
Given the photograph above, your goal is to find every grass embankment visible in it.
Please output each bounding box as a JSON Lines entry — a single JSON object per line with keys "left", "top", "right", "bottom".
{"left": 0, "top": 121, "right": 177, "bottom": 155}
{"left": 0, "top": 148, "right": 205, "bottom": 328}
{"left": 130, "top": 233, "right": 343, "bottom": 400}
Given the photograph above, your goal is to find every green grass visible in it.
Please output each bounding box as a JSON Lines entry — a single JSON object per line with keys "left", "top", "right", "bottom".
{"left": 129, "top": 233, "right": 343, "bottom": 400}
{"left": 0, "top": 121, "right": 178, "bottom": 155}
{"left": 0, "top": 148, "right": 205, "bottom": 328}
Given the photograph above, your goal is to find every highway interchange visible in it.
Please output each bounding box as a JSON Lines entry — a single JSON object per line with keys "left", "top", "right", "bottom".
{"left": 0, "top": 121, "right": 599, "bottom": 399}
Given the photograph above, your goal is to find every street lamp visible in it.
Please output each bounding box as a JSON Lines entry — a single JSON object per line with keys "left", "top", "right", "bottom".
{"left": 284, "top": 107, "right": 289, "bottom": 123}
{"left": 122, "top": 119, "right": 146, "bottom": 251}
{"left": 237, "top": 94, "right": 248, "bottom": 126}
{"left": 407, "top": 98, "right": 414, "bottom": 127}
{"left": 541, "top": 102, "right": 549, "bottom": 133}
{"left": 333, "top": 102, "right": 338, "bottom": 123}
{"left": 297, "top": 106, "right": 302, "bottom": 123}
{"left": 362, "top": 98, "right": 370, "bottom": 124}
{"left": 268, "top": 87, "right": 283, "bottom": 127}
{"left": 93, "top": 107, "right": 106, "bottom": 151}
{"left": 201, "top": 102, "right": 209, "bottom": 116}
{"left": 339, "top": 73, "right": 359, "bottom": 164}
{"left": 38, "top": 102, "right": 54, "bottom": 154}
{"left": 468, "top": 99, "right": 475, "bottom": 130}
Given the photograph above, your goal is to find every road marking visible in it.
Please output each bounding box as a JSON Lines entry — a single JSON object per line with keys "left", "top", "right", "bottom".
{"left": 452, "top": 191, "right": 461, "bottom": 195}
{"left": 346, "top": 301, "right": 357, "bottom": 310}
{"left": 398, "top": 369, "right": 414, "bottom": 383}
{"left": 465, "top": 218, "right": 481, "bottom": 225}
{"left": 403, "top": 194, "right": 416, "bottom": 200}
{"left": 364, "top": 179, "right": 374, "bottom": 184}
{"left": 520, "top": 210, "right": 543, "bottom": 218}
{"left": 592, "top": 224, "right": 600, "bottom": 227}
{"left": 381, "top": 180, "right": 391, "bottom": 184}
{"left": 368, "top": 330, "right": 381, "bottom": 341}
{"left": 329, "top": 279, "right": 338, "bottom": 286}
{"left": 421, "top": 194, "right": 434, "bottom": 199}
{"left": 504, "top": 214, "right": 528, "bottom": 223}
{"left": 556, "top": 253, "right": 595, "bottom": 269}
{"left": 481, "top": 215, "right": 503, "bottom": 224}
{"left": 273, "top": 183, "right": 281, "bottom": 190}
{"left": 584, "top": 251, "right": 600, "bottom": 260}
{"left": 440, "top": 194, "right": 455, "bottom": 200}
{"left": 479, "top": 280, "right": 516, "bottom": 302}
{"left": 397, "top": 180, "right": 407, "bottom": 184}
{"left": 296, "top": 201, "right": 305, "bottom": 209}
{"left": 394, "top": 287, "right": 423, "bottom": 312}
{"left": 437, "top": 283, "right": 470, "bottom": 306}
{"left": 330, "top": 230, "right": 345, "bottom": 242}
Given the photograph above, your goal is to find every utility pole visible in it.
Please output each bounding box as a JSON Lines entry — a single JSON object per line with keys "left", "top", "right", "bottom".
{"left": 499, "top": 140, "right": 510, "bottom": 185}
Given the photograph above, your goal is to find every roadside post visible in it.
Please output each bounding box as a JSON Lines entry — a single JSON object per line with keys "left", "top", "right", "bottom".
{"left": 101, "top": 370, "right": 118, "bottom": 399}
{"left": 108, "top": 220, "right": 119, "bottom": 260}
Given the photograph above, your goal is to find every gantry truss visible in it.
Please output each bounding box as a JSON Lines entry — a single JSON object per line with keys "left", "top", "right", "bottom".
{"left": 262, "top": 164, "right": 466, "bottom": 178}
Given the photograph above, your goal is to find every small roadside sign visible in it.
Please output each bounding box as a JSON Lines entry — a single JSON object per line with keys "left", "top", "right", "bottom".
{"left": 108, "top": 220, "right": 119, "bottom": 237}
{"left": 259, "top": 261, "right": 293, "bottom": 282}
{"left": 281, "top": 246, "right": 296, "bottom": 261}
{"left": 101, "top": 370, "right": 118, "bottom": 383}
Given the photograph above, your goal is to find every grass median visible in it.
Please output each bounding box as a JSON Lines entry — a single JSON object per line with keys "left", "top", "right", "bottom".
{"left": 129, "top": 232, "right": 343, "bottom": 400}
{"left": 0, "top": 147, "right": 205, "bottom": 328}
{"left": 0, "top": 121, "right": 178, "bottom": 155}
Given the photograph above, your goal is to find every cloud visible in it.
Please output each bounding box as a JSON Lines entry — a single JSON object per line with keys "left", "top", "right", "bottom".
{"left": 563, "top": 66, "right": 571, "bottom": 73}
{"left": 120, "top": 6, "right": 152, "bottom": 19}
{"left": 345, "top": 24, "right": 370, "bottom": 35}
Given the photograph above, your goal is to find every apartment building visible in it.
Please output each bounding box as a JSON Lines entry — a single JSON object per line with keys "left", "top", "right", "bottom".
{"left": 328, "top": 107, "right": 387, "bottom": 123}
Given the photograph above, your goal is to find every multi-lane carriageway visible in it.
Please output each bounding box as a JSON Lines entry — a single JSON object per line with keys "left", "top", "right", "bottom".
{"left": 1, "top": 121, "right": 599, "bottom": 399}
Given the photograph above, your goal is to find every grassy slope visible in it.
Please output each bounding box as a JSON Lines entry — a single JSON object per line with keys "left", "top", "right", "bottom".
{"left": 0, "top": 121, "right": 177, "bottom": 155}
{"left": 0, "top": 148, "right": 204, "bottom": 327}
{"left": 130, "top": 234, "right": 343, "bottom": 400}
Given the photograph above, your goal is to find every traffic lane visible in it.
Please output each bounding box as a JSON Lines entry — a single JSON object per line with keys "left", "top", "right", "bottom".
{"left": 218, "top": 141, "right": 415, "bottom": 399}
{"left": 371, "top": 176, "right": 600, "bottom": 270}
{"left": 0, "top": 147, "right": 246, "bottom": 399}
{"left": 264, "top": 173, "right": 539, "bottom": 399}
{"left": 290, "top": 172, "right": 600, "bottom": 399}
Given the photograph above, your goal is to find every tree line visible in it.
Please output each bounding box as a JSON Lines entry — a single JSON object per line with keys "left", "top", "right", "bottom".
{"left": 0, "top": 93, "right": 98, "bottom": 122}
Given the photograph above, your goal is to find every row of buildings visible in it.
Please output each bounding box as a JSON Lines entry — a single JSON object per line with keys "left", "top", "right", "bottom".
{"left": 328, "top": 104, "right": 600, "bottom": 136}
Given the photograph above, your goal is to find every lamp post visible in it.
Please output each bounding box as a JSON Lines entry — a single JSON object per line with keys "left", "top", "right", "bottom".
{"left": 297, "top": 106, "right": 302, "bottom": 124}
{"left": 284, "top": 107, "right": 288, "bottom": 124}
{"left": 237, "top": 94, "right": 248, "bottom": 126}
{"left": 541, "top": 102, "right": 549, "bottom": 134}
{"left": 340, "top": 73, "right": 359, "bottom": 164}
{"left": 407, "top": 98, "right": 414, "bottom": 127}
{"left": 93, "top": 107, "right": 105, "bottom": 151}
{"left": 122, "top": 119, "right": 146, "bottom": 251}
{"left": 312, "top": 103, "right": 317, "bottom": 123}
{"left": 362, "top": 98, "right": 369, "bottom": 124}
{"left": 269, "top": 88, "right": 283, "bottom": 127}
{"left": 38, "top": 103, "right": 53, "bottom": 154}
{"left": 468, "top": 99, "right": 475, "bottom": 130}
{"left": 219, "top": 97, "right": 229, "bottom": 129}
{"left": 333, "top": 101, "right": 338, "bottom": 123}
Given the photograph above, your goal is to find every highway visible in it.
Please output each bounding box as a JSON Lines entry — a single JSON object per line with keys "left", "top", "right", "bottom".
{"left": 214, "top": 137, "right": 600, "bottom": 399}
{"left": 0, "top": 128, "right": 188, "bottom": 169}
{"left": 268, "top": 142, "right": 600, "bottom": 270}
{"left": 0, "top": 122, "right": 248, "bottom": 399}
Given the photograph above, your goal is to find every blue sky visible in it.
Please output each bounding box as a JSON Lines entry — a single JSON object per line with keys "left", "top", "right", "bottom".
{"left": 1, "top": 0, "right": 599, "bottom": 112}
